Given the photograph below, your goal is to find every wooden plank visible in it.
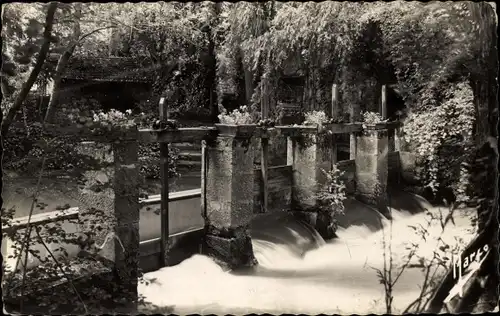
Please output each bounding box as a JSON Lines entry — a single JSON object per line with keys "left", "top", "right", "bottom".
{"left": 381, "top": 84, "right": 387, "bottom": 119}
{"left": 331, "top": 83, "right": 339, "bottom": 119}
{"left": 332, "top": 135, "right": 338, "bottom": 165}
{"left": 277, "top": 126, "right": 318, "bottom": 137}
{"left": 325, "top": 123, "right": 363, "bottom": 134}
{"left": 141, "top": 125, "right": 365, "bottom": 141}
{"left": 159, "top": 97, "right": 170, "bottom": 267}
{"left": 201, "top": 139, "right": 207, "bottom": 250}
{"left": 139, "top": 189, "right": 202, "bottom": 205}
{"left": 2, "top": 208, "right": 79, "bottom": 233}
{"left": 350, "top": 134, "right": 357, "bottom": 160}
{"left": 138, "top": 127, "right": 217, "bottom": 143}
{"left": 139, "top": 228, "right": 204, "bottom": 257}
{"left": 337, "top": 159, "right": 356, "bottom": 194}
{"left": 253, "top": 165, "right": 293, "bottom": 213}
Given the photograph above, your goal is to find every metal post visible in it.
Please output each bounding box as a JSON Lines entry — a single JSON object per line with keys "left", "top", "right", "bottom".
{"left": 261, "top": 80, "right": 269, "bottom": 213}
{"left": 159, "top": 97, "right": 170, "bottom": 266}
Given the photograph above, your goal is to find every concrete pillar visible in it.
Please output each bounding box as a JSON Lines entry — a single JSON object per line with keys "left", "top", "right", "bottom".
{"left": 203, "top": 125, "right": 257, "bottom": 270}
{"left": 355, "top": 125, "right": 390, "bottom": 218}
{"left": 111, "top": 136, "right": 140, "bottom": 312}
{"left": 287, "top": 132, "right": 336, "bottom": 239}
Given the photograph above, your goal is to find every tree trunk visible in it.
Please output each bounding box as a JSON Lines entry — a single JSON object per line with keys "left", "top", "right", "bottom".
{"left": 207, "top": 2, "right": 221, "bottom": 123}
{"left": 243, "top": 63, "right": 254, "bottom": 105}
{"left": 234, "top": 49, "right": 247, "bottom": 108}
{"left": 44, "top": 4, "right": 82, "bottom": 124}
{"left": 1, "top": 2, "right": 58, "bottom": 138}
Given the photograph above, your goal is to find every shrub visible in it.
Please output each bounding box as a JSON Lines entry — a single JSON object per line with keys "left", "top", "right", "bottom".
{"left": 303, "top": 110, "right": 329, "bottom": 127}
{"left": 403, "top": 82, "right": 475, "bottom": 202}
{"left": 138, "top": 143, "right": 179, "bottom": 180}
{"left": 361, "top": 111, "right": 386, "bottom": 125}
{"left": 4, "top": 108, "right": 179, "bottom": 179}
{"left": 317, "top": 164, "right": 348, "bottom": 214}
{"left": 3, "top": 122, "right": 103, "bottom": 174}
{"left": 316, "top": 164, "right": 348, "bottom": 238}
{"left": 217, "top": 105, "right": 259, "bottom": 125}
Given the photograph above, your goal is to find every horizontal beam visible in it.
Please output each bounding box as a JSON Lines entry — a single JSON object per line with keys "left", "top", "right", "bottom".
{"left": 275, "top": 125, "right": 318, "bottom": 137}
{"left": 43, "top": 121, "right": 402, "bottom": 144}
{"left": 2, "top": 208, "right": 80, "bottom": 233}
{"left": 139, "top": 227, "right": 204, "bottom": 257}
{"left": 327, "top": 123, "right": 363, "bottom": 134}
{"left": 138, "top": 127, "right": 217, "bottom": 143}
{"left": 139, "top": 188, "right": 201, "bottom": 205}
{"left": 275, "top": 123, "right": 364, "bottom": 136}
{"left": 337, "top": 159, "right": 355, "bottom": 169}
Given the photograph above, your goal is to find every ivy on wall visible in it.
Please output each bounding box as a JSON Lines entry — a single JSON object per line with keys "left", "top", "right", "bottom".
{"left": 404, "top": 81, "right": 475, "bottom": 202}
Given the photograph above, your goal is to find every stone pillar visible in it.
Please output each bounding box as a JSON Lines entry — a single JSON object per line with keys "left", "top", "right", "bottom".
{"left": 203, "top": 125, "right": 257, "bottom": 270}
{"left": 111, "top": 136, "right": 140, "bottom": 312}
{"left": 288, "top": 131, "right": 336, "bottom": 239}
{"left": 355, "top": 125, "right": 390, "bottom": 218}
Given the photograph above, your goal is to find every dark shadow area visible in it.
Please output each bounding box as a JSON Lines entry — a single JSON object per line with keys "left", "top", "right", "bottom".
{"left": 250, "top": 211, "right": 324, "bottom": 258}
{"left": 334, "top": 198, "right": 385, "bottom": 232}
{"left": 140, "top": 230, "right": 204, "bottom": 273}
{"left": 386, "top": 189, "right": 433, "bottom": 214}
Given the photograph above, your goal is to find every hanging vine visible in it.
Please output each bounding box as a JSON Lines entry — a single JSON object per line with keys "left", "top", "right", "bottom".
{"left": 404, "top": 81, "right": 475, "bottom": 201}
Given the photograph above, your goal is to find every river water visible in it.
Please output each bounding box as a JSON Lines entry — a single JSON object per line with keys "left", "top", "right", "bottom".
{"left": 139, "top": 191, "right": 476, "bottom": 315}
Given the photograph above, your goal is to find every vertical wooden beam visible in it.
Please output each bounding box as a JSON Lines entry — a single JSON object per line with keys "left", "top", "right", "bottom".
{"left": 261, "top": 80, "right": 269, "bottom": 213}
{"left": 200, "top": 139, "right": 207, "bottom": 253}
{"left": 349, "top": 91, "right": 360, "bottom": 160}
{"left": 381, "top": 84, "right": 387, "bottom": 120}
{"left": 331, "top": 84, "right": 338, "bottom": 165}
{"left": 350, "top": 136, "right": 357, "bottom": 160}
{"left": 159, "top": 97, "right": 170, "bottom": 267}
{"left": 331, "top": 83, "right": 339, "bottom": 119}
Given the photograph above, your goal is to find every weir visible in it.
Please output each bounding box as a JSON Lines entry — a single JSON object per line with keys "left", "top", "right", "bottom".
{"left": 138, "top": 189, "right": 473, "bottom": 315}
{"left": 4, "top": 86, "right": 420, "bottom": 312}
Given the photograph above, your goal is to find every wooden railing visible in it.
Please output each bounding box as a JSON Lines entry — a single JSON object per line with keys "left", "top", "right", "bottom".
{"left": 2, "top": 208, "right": 81, "bottom": 272}
{"left": 2, "top": 208, "right": 80, "bottom": 234}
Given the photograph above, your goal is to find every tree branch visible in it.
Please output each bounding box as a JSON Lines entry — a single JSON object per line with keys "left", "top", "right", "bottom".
{"left": 44, "top": 3, "right": 82, "bottom": 124}
{"left": 77, "top": 26, "right": 116, "bottom": 44}
{"left": 1, "top": 2, "right": 58, "bottom": 138}
{"left": 35, "top": 229, "right": 89, "bottom": 314}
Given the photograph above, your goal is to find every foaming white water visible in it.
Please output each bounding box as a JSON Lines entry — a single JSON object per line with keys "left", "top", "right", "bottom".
{"left": 140, "top": 196, "right": 477, "bottom": 315}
